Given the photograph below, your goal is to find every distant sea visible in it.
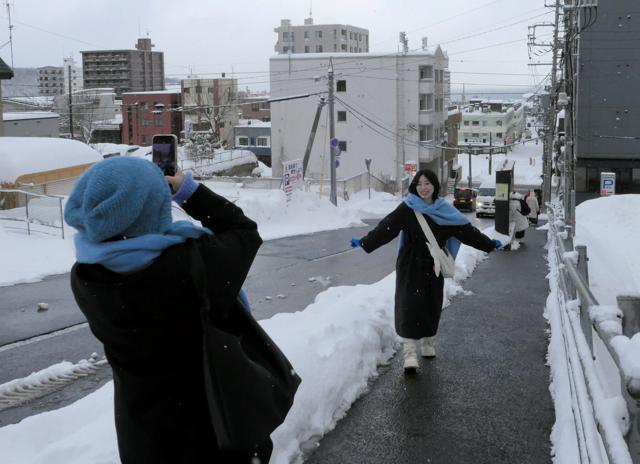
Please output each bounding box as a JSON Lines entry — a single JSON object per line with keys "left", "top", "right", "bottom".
{"left": 449, "top": 87, "right": 531, "bottom": 102}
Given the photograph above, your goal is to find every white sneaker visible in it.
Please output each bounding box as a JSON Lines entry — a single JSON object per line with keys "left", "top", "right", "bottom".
{"left": 402, "top": 340, "right": 419, "bottom": 373}
{"left": 420, "top": 337, "right": 436, "bottom": 358}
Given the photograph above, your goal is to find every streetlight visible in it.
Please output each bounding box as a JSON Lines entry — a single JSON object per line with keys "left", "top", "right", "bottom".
{"left": 364, "top": 158, "right": 372, "bottom": 200}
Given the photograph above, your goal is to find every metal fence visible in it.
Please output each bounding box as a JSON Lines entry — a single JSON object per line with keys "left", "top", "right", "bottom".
{"left": 0, "top": 189, "right": 65, "bottom": 239}
{"left": 547, "top": 203, "right": 640, "bottom": 463}
{"left": 196, "top": 171, "right": 394, "bottom": 199}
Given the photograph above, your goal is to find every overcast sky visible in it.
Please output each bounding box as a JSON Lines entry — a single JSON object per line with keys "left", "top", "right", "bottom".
{"left": 0, "top": 0, "right": 553, "bottom": 93}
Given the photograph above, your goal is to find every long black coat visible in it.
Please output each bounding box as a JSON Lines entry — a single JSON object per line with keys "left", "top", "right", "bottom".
{"left": 360, "top": 203, "right": 495, "bottom": 339}
{"left": 70, "top": 185, "right": 269, "bottom": 464}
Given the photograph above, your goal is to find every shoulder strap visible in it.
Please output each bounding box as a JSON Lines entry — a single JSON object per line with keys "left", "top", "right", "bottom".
{"left": 413, "top": 210, "right": 439, "bottom": 247}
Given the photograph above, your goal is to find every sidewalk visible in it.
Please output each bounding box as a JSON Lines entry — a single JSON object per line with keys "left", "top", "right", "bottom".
{"left": 306, "top": 225, "right": 554, "bottom": 464}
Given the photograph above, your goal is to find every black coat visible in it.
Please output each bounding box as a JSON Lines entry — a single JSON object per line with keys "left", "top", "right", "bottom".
{"left": 360, "top": 203, "right": 495, "bottom": 339}
{"left": 70, "top": 185, "right": 269, "bottom": 464}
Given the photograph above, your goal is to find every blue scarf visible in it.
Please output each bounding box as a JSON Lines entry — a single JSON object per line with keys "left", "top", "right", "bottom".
{"left": 74, "top": 220, "right": 253, "bottom": 312}
{"left": 403, "top": 193, "right": 469, "bottom": 258}
{"left": 74, "top": 220, "right": 212, "bottom": 274}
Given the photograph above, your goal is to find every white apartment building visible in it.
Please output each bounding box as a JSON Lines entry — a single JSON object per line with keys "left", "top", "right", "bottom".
{"left": 63, "top": 57, "right": 83, "bottom": 94}
{"left": 270, "top": 48, "right": 449, "bottom": 186}
{"left": 274, "top": 18, "right": 369, "bottom": 54}
{"left": 38, "top": 58, "right": 83, "bottom": 96}
{"left": 458, "top": 99, "right": 525, "bottom": 148}
{"left": 37, "top": 66, "right": 65, "bottom": 96}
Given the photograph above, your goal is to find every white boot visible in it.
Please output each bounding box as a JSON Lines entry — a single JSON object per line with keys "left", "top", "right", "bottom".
{"left": 402, "top": 339, "right": 419, "bottom": 373}
{"left": 419, "top": 337, "right": 436, "bottom": 358}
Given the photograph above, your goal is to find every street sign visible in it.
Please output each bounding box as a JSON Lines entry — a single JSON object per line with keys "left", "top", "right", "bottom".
{"left": 282, "top": 159, "right": 303, "bottom": 201}
{"left": 600, "top": 172, "right": 615, "bottom": 196}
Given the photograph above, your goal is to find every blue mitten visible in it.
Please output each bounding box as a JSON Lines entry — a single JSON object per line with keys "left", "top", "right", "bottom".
{"left": 350, "top": 237, "right": 361, "bottom": 248}
{"left": 494, "top": 239, "right": 503, "bottom": 249}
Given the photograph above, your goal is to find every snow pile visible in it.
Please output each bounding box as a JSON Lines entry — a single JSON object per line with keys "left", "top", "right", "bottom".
{"left": 0, "top": 138, "right": 102, "bottom": 182}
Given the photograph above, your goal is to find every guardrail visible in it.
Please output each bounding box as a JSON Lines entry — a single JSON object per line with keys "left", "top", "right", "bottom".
{"left": 0, "top": 189, "right": 65, "bottom": 239}
{"left": 547, "top": 203, "right": 640, "bottom": 463}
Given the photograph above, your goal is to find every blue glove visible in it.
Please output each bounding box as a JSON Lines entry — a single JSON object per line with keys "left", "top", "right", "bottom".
{"left": 494, "top": 240, "right": 502, "bottom": 249}
{"left": 350, "top": 237, "right": 362, "bottom": 248}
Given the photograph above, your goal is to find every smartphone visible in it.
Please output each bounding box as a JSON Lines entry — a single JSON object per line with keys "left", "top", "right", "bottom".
{"left": 152, "top": 134, "right": 178, "bottom": 176}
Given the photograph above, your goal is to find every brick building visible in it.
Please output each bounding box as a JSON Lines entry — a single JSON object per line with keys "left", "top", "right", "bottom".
{"left": 122, "top": 90, "right": 181, "bottom": 146}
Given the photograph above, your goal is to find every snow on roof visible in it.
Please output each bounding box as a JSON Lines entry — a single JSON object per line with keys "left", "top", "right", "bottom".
{"left": 235, "top": 119, "right": 271, "bottom": 128}
{"left": 3, "top": 112, "right": 60, "bottom": 121}
{"left": 0, "top": 137, "right": 102, "bottom": 183}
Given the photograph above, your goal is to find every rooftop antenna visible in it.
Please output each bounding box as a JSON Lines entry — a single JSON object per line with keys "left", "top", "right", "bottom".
{"left": 5, "top": 0, "right": 15, "bottom": 68}
{"left": 309, "top": 0, "right": 312, "bottom": 18}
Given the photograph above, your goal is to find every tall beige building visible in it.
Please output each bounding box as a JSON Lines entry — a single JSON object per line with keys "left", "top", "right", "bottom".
{"left": 274, "top": 17, "right": 369, "bottom": 54}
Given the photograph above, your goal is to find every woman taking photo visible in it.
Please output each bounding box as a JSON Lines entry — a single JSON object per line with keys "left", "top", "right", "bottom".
{"left": 350, "top": 170, "right": 501, "bottom": 374}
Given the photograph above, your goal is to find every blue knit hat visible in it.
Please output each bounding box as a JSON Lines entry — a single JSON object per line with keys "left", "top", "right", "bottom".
{"left": 64, "top": 156, "right": 173, "bottom": 242}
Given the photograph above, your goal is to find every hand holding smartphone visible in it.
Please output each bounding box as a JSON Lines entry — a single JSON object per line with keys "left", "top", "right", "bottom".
{"left": 152, "top": 134, "right": 178, "bottom": 176}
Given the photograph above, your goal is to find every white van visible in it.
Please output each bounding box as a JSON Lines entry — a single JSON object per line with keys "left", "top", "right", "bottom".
{"left": 476, "top": 180, "right": 496, "bottom": 218}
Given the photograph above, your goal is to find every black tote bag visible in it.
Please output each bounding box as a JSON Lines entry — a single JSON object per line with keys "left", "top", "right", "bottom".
{"left": 190, "top": 243, "right": 301, "bottom": 451}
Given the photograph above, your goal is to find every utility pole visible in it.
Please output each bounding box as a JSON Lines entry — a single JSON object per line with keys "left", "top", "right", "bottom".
{"left": 5, "top": 1, "right": 14, "bottom": 68}
{"left": 328, "top": 58, "right": 337, "bottom": 206}
{"left": 468, "top": 146, "right": 473, "bottom": 187}
{"left": 68, "top": 65, "right": 74, "bottom": 139}
{"left": 489, "top": 132, "right": 493, "bottom": 175}
{"left": 543, "top": 0, "right": 561, "bottom": 205}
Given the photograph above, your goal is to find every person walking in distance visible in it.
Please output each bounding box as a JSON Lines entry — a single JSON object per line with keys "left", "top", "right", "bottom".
{"left": 349, "top": 170, "right": 501, "bottom": 374}
{"left": 64, "top": 157, "right": 270, "bottom": 463}
{"left": 525, "top": 190, "right": 540, "bottom": 225}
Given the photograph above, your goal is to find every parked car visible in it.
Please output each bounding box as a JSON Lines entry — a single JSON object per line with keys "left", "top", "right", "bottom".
{"left": 476, "top": 182, "right": 496, "bottom": 218}
{"left": 453, "top": 187, "right": 477, "bottom": 212}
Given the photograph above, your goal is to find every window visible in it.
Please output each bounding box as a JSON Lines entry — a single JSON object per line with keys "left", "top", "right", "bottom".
{"left": 283, "top": 46, "right": 290, "bottom": 53}
{"left": 336, "top": 80, "right": 346, "bottom": 92}
{"left": 471, "top": 133, "right": 480, "bottom": 138}
{"left": 419, "top": 93, "right": 434, "bottom": 111}
{"left": 316, "top": 45, "right": 323, "bottom": 52}
{"left": 349, "top": 32, "right": 353, "bottom": 39}
{"left": 359, "top": 33, "right": 362, "bottom": 41}
{"left": 341, "top": 29, "right": 347, "bottom": 36}
{"left": 419, "top": 65, "right": 433, "bottom": 79}
{"left": 341, "top": 44, "right": 347, "bottom": 51}
{"left": 419, "top": 124, "right": 434, "bottom": 141}
{"left": 219, "top": 122, "right": 225, "bottom": 128}
{"left": 496, "top": 132, "right": 503, "bottom": 139}
{"left": 496, "top": 120, "right": 503, "bottom": 126}
{"left": 237, "top": 136, "right": 249, "bottom": 146}
{"left": 251, "top": 103, "right": 260, "bottom": 111}
{"left": 256, "top": 137, "right": 269, "bottom": 147}
{"left": 142, "top": 135, "right": 149, "bottom": 145}
{"left": 334, "top": 29, "right": 337, "bottom": 39}
{"left": 472, "top": 121, "right": 480, "bottom": 126}
{"left": 183, "top": 87, "right": 190, "bottom": 94}
{"left": 334, "top": 44, "right": 338, "bottom": 52}
{"left": 195, "top": 85, "right": 202, "bottom": 94}
{"left": 463, "top": 120, "right": 470, "bottom": 126}
{"left": 304, "top": 31, "right": 309, "bottom": 39}
{"left": 142, "top": 119, "right": 151, "bottom": 127}
{"left": 338, "top": 141, "right": 347, "bottom": 152}
{"left": 315, "top": 30, "right": 322, "bottom": 38}
{"left": 282, "top": 32, "right": 289, "bottom": 40}
{"left": 337, "top": 111, "right": 347, "bottom": 122}
{"left": 305, "top": 46, "right": 310, "bottom": 53}
{"left": 155, "top": 117, "right": 163, "bottom": 126}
